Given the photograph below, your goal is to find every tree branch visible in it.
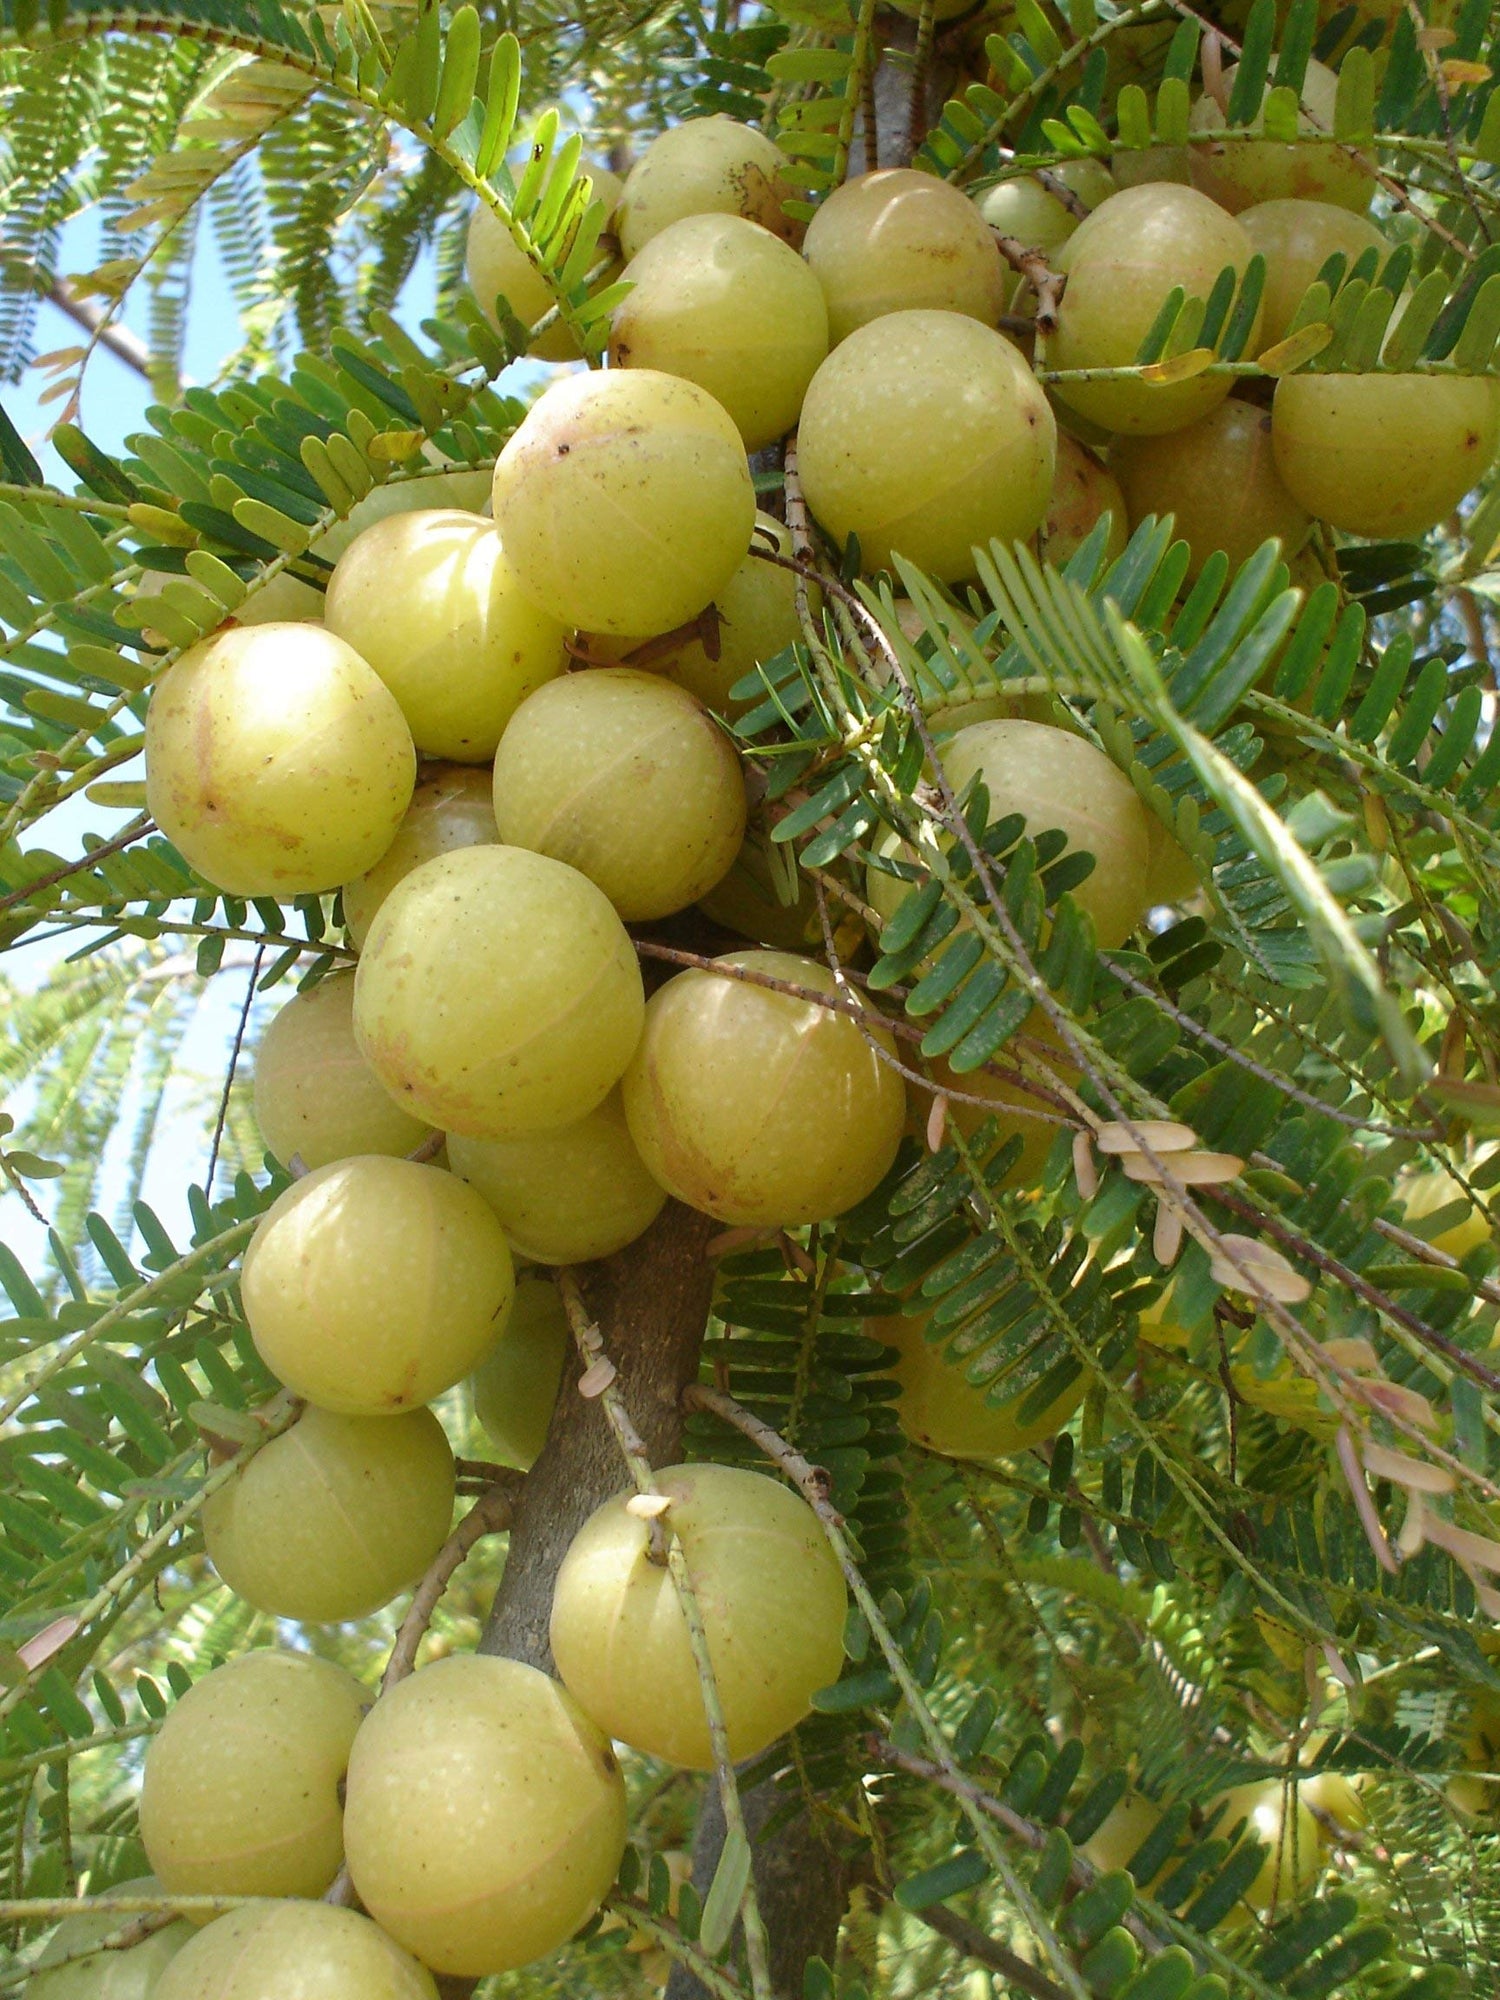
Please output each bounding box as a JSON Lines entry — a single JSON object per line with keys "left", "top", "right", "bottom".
{"left": 47, "top": 280, "right": 152, "bottom": 379}
{"left": 920, "top": 1904, "right": 1071, "bottom": 2000}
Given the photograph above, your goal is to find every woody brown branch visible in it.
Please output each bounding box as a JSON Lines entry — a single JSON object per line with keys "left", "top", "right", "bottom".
{"left": 990, "top": 232, "right": 1066, "bottom": 334}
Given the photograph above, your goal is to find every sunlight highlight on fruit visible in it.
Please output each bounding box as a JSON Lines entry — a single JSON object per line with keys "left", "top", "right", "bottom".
{"left": 616, "top": 115, "right": 797, "bottom": 260}
{"left": 803, "top": 168, "right": 1006, "bottom": 345}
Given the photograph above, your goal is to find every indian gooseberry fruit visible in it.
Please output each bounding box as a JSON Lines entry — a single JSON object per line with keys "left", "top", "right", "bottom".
{"left": 975, "top": 161, "right": 1115, "bottom": 313}
{"left": 202, "top": 1405, "right": 455, "bottom": 1623}
{"left": 1238, "top": 198, "right": 1387, "bottom": 350}
{"left": 252, "top": 970, "right": 429, "bottom": 1169}
{"left": 342, "top": 763, "right": 498, "bottom": 950}
{"left": 1081, "top": 1793, "right": 1169, "bottom": 1880}
{"left": 447, "top": 1087, "right": 666, "bottom": 1264}
{"left": 1211, "top": 1782, "right": 1322, "bottom": 1911}
{"left": 802, "top": 168, "right": 1006, "bottom": 345}
{"left": 550, "top": 1461, "right": 847, "bottom": 1769}
{"left": 1399, "top": 1167, "right": 1493, "bottom": 1261}
{"left": 920, "top": 1011, "right": 1078, "bottom": 1186}
{"left": 239, "top": 1155, "right": 513, "bottom": 1414}
{"left": 943, "top": 719, "right": 1152, "bottom": 948}
{"left": 797, "top": 309, "right": 1056, "bottom": 583}
{"left": 491, "top": 368, "right": 755, "bottom": 638}
{"left": 469, "top": 1273, "right": 569, "bottom": 1471}
{"left": 144, "top": 623, "right": 415, "bottom": 898}
{"left": 324, "top": 511, "right": 568, "bottom": 762}
{"left": 492, "top": 668, "right": 746, "bottom": 921}
{"left": 621, "top": 949, "right": 906, "bottom": 1226}
{"left": 616, "top": 114, "right": 797, "bottom": 261}
{"left": 1050, "top": 185, "right": 1259, "bottom": 435}
{"left": 610, "top": 214, "right": 828, "bottom": 451}
{"left": 27, "top": 1878, "right": 193, "bottom": 2000}
{"left": 152, "top": 1902, "right": 437, "bottom": 2000}
{"left": 466, "top": 162, "right": 623, "bottom": 362}
{"left": 139, "top": 1651, "right": 368, "bottom": 1908}
{"left": 883, "top": 1307, "right": 1084, "bottom": 1462}
{"left": 1042, "top": 432, "right": 1129, "bottom": 568}
{"left": 342, "top": 1654, "right": 628, "bottom": 1975}
{"left": 1145, "top": 815, "right": 1204, "bottom": 907}
{"left": 1115, "top": 398, "right": 1310, "bottom": 579}
{"left": 353, "top": 845, "right": 645, "bottom": 1140}
{"left": 1272, "top": 371, "right": 1500, "bottom": 540}
{"left": 1301, "top": 1769, "right": 1368, "bottom": 1838}
{"left": 1188, "top": 59, "right": 1375, "bottom": 215}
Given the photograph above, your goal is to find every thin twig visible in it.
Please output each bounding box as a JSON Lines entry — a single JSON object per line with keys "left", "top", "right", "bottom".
{"left": 0, "top": 815, "right": 155, "bottom": 918}
{"left": 206, "top": 943, "right": 264, "bottom": 1196}
{"left": 381, "top": 1483, "right": 516, "bottom": 1694}
{"left": 906, "top": 0, "right": 937, "bottom": 162}
{"left": 920, "top": 1904, "right": 1071, "bottom": 2000}
{"left": 683, "top": 1384, "right": 839, "bottom": 1517}
{"left": 46, "top": 280, "right": 152, "bottom": 378}
{"left": 990, "top": 231, "right": 1066, "bottom": 333}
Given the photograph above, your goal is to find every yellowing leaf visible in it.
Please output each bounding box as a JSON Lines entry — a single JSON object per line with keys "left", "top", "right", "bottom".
{"left": 1138, "top": 347, "right": 1216, "bottom": 385}
{"left": 1442, "top": 58, "right": 1491, "bottom": 86}
{"left": 1256, "top": 323, "right": 1333, "bottom": 375}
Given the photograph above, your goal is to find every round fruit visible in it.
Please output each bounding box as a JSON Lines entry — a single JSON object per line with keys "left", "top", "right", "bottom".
{"left": 203, "top": 1405, "right": 455, "bottom": 1623}
{"left": 802, "top": 168, "right": 1006, "bottom": 345}
{"left": 491, "top": 368, "right": 755, "bottom": 637}
{"left": 466, "top": 162, "right": 623, "bottom": 362}
{"left": 323, "top": 511, "right": 568, "bottom": 762}
{"left": 1399, "top": 1167, "right": 1493, "bottom": 1261}
{"left": 252, "top": 971, "right": 430, "bottom": 1169}
{"left": 621, "top": 949, "right": 907, "bottom": 1226}
{"left": 1238, "top": 198, "right": 1387, "bottom": 350}
{"left": 239, "top": 1155, "right": 514, "bottom": 1414}
{"left": 342, "top": 1654, "right": 628, "bottom": 1975}
{"left": 1272, "top": 372, "right": 1500, "bottom": 539}
{"left": 1301, "top": 1769, "right": 1368, "bottom": 1838}
{"left": 975, "top": 161, "right": 1115, "bottom": 312}
{"left": 1081, "top": 1793, "right": 1168, "bottom": 1880}
{"left": 469, "top": 1272, "right": 569, "bottom": 1471}
{"left": 616, "top": 115, "right": 796, "bottom": 261}
{"left": 492, "top": 668, "right": 746, "bottom": 921}
{"left": 139, "top": 1651, "right": 367, "bottom": 1908}
{"left": 919, "top": 1012, "right": 1079, "bottom": 1187}
{"left": 448, "top": 1087, "right": 666, "bottom": 1264}
{"left": 942, "top": 719, "right": 1152, "bottom": 948}
{"left": 152, "top": 1903, "right": 436, "bottom": 2000}
{"left": 1050, "top": 185, "right": 1259, "bottom": 435}
{"left": 342, "top": 763, "right": 498, "bottom": 950}
{"left": 1446, "top": 1693, "right": 1500, "bottom": 1818}
{"left": 1188, "top": 59, "right": 1374, "bottom": 214}
{"left": 550, "top": 1461, "right": 847, "bottom": 1769}
{"left": 884, "top": 1306, "right": 1083, "bottom": 1461}
{"left": 27, "top": 1878, "right": 192, "bottom": 2000}
{"left": 697, "top": 829, "right": 820, "bottom": 949}
{"left": 353, "top": 845, "right": 645, "bottom": 1139}
{"left": 1115, "top": 398, "right": 1310, "bottom": 578}
{"left": 144, "top": 623, "right": 415, "bottom": 898}
{"left": 1043, "top": 432, "right": 1129, "bottom": 567}
{"left": 610, "top": 214, "right": 828, "bottom": 450}
{"left": 797, "top": 309, "right": 1056, "bottom": 582}
{"left": 1211, "top": 1781, "right": 1321, "bottom": 1911}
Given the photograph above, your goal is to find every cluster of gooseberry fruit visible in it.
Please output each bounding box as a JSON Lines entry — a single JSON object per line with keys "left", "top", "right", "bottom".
{"left": 79, "top": 72, "right": 1491, "bottom": 1997}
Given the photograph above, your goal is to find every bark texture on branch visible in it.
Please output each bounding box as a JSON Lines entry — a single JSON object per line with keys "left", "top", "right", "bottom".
{"left": 478, "top": 1198, "right": 717, "bottom": 1670}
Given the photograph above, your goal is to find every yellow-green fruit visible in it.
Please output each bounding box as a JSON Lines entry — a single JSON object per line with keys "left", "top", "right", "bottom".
{"left": 1399, "top": 1167, "right": 1493, "bottom": 1261}
{"left": 324, "top": 512, "right": 568, "bottom": 762}
{"left": 697, "top": 831, "right": 820, "bottom": 950}
{"left": 466, "top": 163, "right": 624, "bottom": 362}
{"left": 492, "top": 669, "right": 746, "bottom": 921}
{"left": 1447, "top": 1693, "right": 1500, "bottom": 1818}
{"left": 144, "top": 624, "right": 415, "bottom": 897}
{"left": 469, "top": 1273, "right": 569, "bottom": 1471}
{"left": 1051, "top": 185, "right": 1258, "bottom": 435}
{"left": 1272, "top": 373, "right": 1500, "bottom": 539}
{"left": 1302, "top": 1770, "right": 1368, "bottom": 1838}
{"left": 353, "top": 845, "right": 645, "bottom": 1140}
{"left": 203, "top": 1405, "right": 455, "bottom": 1623}
{"left": 139, "top": 1652, "right": 367, "bottom": 1909}
{"left": 975, "top": 162, "right": 1115, "bottom": 311}
{"left": 920, "top": 1013, "right": 1077, "bottom": 1186}
{"left": 610, "top": 214, "right": 828, "bottom": 450}
{"left": 621, "top": 950, "right": 907, "bottom": 1227}
{"left": 447, "top": 1088, "right": 666, "bottom": 1264}
{"left": 1080, "top": 1794, "right": 1167, "bottom": 1879}
{"left": 252, "top": 971, "right": 430, "bottom": 1169}
{"left": 26, "top": 1879, "right": 192, "bottom": 2000}
{"left": 1238, "top": 198, "right": 1387, "bottom": 350}
{"left": 240, "top": 1155, "right": 514, "bottom": 1414}
{"left": 802, "top": 168, "right": 1006, "bottom": 345}
{"left": 1116, "top": 398, "right": 1310, "bottom": 579}
{"left": 1042, "top": 432, "right": 1129, "bottom": 567}
{"left": 657, "top": 513, "right": 802, "bottom": 714}
{"left": 152, "top": 1903, "right": 437, "bottom": 2000}
{"left": 885, "top": 1307, "right": 1083, "bottom": 1460}
{"left": 797, "top": 309, "right": 1056, "bottom": 582}
{"left": 1188, "top": 60, "right": 1374, "bottom": 214}
{"left": 1211, "top": 1782, "right": 1321, "bottom": 1911}
{"left": 342, "top": 763, "right": 499, "bottom": 951}
{"left": 550, "top": 1462, "right": 847, "bottom": 1769}
{"left": 342, "top": 1655, "right": 628, "bottom": 1976}
{"left": 492, "top": 369, "right": 755, "bottom": 638}
{"left": 943, "top": 719, "right": 1152, "bottom": 947}
{"left": 616, "top": 116, "right": 797, "bottom": 261}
